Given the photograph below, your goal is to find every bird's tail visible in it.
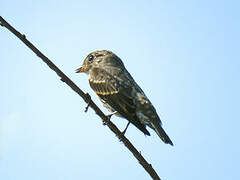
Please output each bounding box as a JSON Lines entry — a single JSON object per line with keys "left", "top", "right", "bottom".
{"left": 151, "top": 122, "right": 173, "bottom": 146}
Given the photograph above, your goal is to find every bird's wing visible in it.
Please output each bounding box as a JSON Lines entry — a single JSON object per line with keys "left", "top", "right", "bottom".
{"left": 89, "top": 67, "right": 150, "bottom": 135}
{"left": 123, "top": 74, "right": 173, "bottom": 145}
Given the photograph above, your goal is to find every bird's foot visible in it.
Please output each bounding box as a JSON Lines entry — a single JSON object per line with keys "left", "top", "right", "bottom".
{"left": 102, "top": 111, "right": 117, "bottom": 125}
{"left": 106, "top": 111, "right": 117, "bottom": 120}
{"left": 102, "top": 119, "right": 108, "bottom": 126}
{"left": 121, "top": 121, "right": 130, "bottom": 135}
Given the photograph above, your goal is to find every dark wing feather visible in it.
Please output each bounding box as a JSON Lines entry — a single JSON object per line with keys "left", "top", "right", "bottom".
{"left": 89, "top": 68, "right": 150, "bottom": 135}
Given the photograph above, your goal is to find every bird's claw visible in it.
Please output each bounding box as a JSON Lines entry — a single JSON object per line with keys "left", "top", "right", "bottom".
{"left": 121, "top": 129, "right": 127, "bottom": 136}
{"left": 121, "top": 122, "right": 130, "bottom": 136}
{"left": 106, "top": 111, "right": 117, "bottom": 120}
{"left": 106, "top": 113, "right": 113, "bottom": 120}
{"left": 102, "top": 119, "right": 109, "bottom": 126}
{"left": 102, "top": 112, "right": 115, "bottom": 125}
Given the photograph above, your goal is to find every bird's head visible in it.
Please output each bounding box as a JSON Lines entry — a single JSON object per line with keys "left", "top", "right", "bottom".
{"left": 75, "top": 50, "right": 125, "bottom": 74}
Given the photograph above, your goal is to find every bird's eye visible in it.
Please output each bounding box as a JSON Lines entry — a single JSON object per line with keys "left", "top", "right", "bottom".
{"left": 88, "top": 55, "right": 94, "bottom": 63}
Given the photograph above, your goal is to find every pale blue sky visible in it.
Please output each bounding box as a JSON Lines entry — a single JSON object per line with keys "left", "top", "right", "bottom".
{"left": 1, "top": 1, "right": 239, "bottom": 180}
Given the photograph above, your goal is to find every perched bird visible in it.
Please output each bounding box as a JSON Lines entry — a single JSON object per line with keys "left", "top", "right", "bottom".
{"left": 76, "top": 50, "right": 173, "bottom": 146}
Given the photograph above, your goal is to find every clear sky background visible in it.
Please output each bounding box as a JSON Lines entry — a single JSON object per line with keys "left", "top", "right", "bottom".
{"left": 1, "top": 1, "right": 239, "bottom": 180}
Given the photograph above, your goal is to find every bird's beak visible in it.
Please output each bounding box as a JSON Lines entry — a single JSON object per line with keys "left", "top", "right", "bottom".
{"left": 75, "top": 65, "right": 87, "bottom": 73}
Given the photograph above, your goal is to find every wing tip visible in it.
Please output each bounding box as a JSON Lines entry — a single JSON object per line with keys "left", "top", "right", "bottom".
{"left": 161, "top": 137, "right": 174, "bottom": 146}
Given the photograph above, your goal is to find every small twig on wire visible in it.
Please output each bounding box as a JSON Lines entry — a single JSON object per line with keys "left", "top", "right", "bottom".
{"left": 84, "top": 93, "right": 91, "bottom": 112}
{"left": 0, "top": 16, "right": 161, "bottom": 180}
{"left": 85, "top": 103, "right": 90, "bottom": 112}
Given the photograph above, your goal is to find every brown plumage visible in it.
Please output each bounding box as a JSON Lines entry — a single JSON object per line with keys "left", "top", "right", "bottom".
{"left": 76, "top": 50, "right": 173, "bottom": 146}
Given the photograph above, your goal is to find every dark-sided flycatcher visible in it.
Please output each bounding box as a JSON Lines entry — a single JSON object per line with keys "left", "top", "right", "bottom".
{"left": 76, "top": 50, "right": 173, "bottom": 146}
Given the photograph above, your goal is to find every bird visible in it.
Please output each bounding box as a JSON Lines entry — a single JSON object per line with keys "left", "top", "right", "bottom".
{"left": 76, "top": 50, "right": 173, "bottom": 146}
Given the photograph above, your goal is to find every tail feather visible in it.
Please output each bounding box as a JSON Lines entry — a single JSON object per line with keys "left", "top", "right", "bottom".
{"left": 151, "top": 122, "right": 173, "bottom": 146}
